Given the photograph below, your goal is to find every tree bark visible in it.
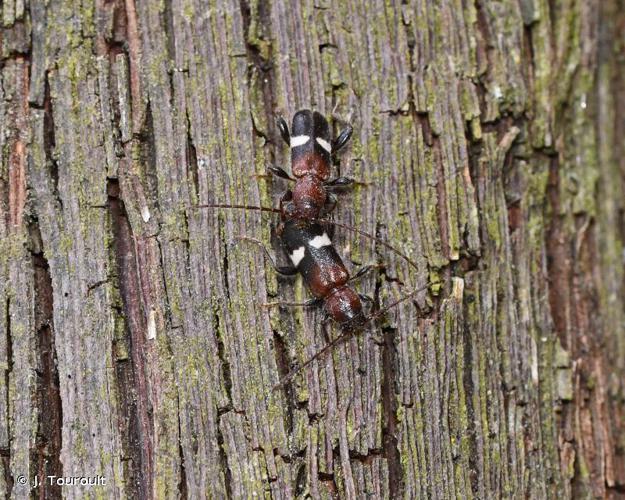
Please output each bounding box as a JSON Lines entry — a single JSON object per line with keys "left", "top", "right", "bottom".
{"left": 1, "top": 0, "right": 624, "bottom": 498}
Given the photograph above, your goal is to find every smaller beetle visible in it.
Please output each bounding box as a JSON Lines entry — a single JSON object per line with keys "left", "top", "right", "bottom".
{"left": 270, "top": 110, "right": 355, "bottom": 220}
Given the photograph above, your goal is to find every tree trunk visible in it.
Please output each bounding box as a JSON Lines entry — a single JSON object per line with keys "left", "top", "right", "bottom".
{"left": 1, "top": 0, "right": 624, "bottom": 498}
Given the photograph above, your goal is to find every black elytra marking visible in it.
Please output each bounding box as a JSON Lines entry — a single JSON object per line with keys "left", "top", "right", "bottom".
{"left": 290, "top": 110, "right": 332, "bottom": 162}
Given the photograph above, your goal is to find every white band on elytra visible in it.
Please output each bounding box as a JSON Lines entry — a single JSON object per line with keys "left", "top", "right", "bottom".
{"left": 316, "top": 137, "right": 331, "bottom": 153}
{"left": 290, "top": 135, "right": 310, "bottom": 148}
{"left": 309, "top": 233, "right": 332, "bottom": 249}
{"left": 289, "top": 246, "right": 306, "bottom": 266}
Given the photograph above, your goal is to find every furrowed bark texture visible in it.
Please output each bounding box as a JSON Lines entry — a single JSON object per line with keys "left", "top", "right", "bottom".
{"left": 0, "top": 0, "right": 624, "bottom": 498}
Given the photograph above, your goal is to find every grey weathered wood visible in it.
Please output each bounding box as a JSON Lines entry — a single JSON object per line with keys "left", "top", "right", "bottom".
{"left": 1, "top": 0, "right": 624, "bottom": 498}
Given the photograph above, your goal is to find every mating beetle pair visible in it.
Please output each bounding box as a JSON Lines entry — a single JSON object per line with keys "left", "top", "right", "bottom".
{"left": 267, "top": 110, "right": 370, "bottom": 332}
{"left": 204, "top": 109, "right": 425, "bottom": 384}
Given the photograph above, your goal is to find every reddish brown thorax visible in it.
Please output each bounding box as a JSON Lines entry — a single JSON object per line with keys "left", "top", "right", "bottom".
{"left": 291, "top": 174, "right": 327, "bottom": 219}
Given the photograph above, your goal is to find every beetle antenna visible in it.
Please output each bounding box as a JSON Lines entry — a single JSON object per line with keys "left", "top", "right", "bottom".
{"left": 194, "top": 203, "right": 281, "bottom": 214}
{"left": 272, "top": 280, "right": 435, "bottom": 391}
{"left": 273, "top": 328, "right": 352, "bottom": 391}
{"left": 194, "top": 206, "right": 421, "bottom": 274}
{"left": 314, "top": 217, "right": 420, "bottom": 272}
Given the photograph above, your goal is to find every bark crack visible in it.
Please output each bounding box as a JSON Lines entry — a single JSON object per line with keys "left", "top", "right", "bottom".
{"left": 30, "top": 220, "right": 63, "bottom": 499}
{"left": 215, "top": 418, "right": 233, "bottom": 499}
{"left": 43, "top": 73, "right": 62, "bottom": 210}
{"left": 176, "top": 400, "right": 188, "bottom": 499}
{"left": 2, "top": 298, "right": 13, "bottom": 495}
{"left": 381, "top": 323, "right": 402, "bottom": 497}
{"left": 107, "top": 178, "right": 151, "bottom": 498}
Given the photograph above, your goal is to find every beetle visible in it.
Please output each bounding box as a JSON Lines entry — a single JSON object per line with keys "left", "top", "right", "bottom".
{"left": 269, "top": 109, "right": 355, "bottom": 220}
